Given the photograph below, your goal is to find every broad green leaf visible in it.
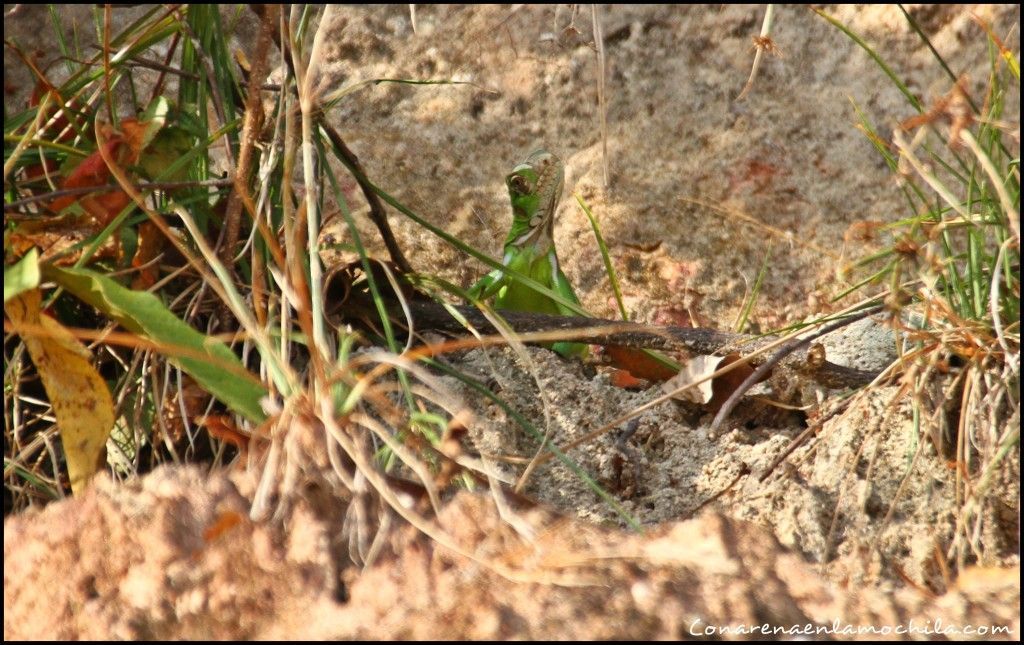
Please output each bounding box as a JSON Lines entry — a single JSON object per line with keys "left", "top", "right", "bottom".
{"left": 44, "top": 265, "right": 267, "bottom": 422}
{"left": 4, "top": 248, "right": 40, "bottom": 303}
{"left": 139, "top": 95, "right": 171, "bottom": 144}
{"left": 139, "top": 125, "right": 195, "bottom": 182}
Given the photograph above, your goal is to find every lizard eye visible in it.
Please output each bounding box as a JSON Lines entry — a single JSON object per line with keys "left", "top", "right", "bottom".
{"left": 508, "top": 174, "right": 530, "bottom": 195}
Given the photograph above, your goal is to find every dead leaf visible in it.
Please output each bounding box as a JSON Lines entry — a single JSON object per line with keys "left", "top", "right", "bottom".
{"left": 706, "top": 354, "right": 760, "bottom": 412}
{"left": 48, "top": 118, "right": 151, "bottom": 226}
{"left": 47, "top": 137, "right": 131, "bottom": 225}
{"left": 608, "top": 368, "right": 648, "bottom": 389}
{"left": 5, "top": 289, "right": 115, "bottom": 494}
{"left": 604, "top": 345, "right": 678, "bottom": 383}
{"left": 160, "top": 376, "right": 211, "bottom": 446}
{"left": 130, "top": 221, "right": 163, "bottom": 289}
{"left": 661, "top": 353, "right": 763, "bottom": 411}
{"left": 662, "top": 354, "right": 723, "bottom": 404}
{"left": 7, "top": 219, "right": 120, "bottom": 265}
{"left": 199, "top": 415, "right": 250, "bottom": 455}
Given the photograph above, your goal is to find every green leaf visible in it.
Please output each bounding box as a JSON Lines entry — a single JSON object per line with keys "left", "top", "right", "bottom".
{"left": 139, "top": 125, "right": 195, "bottom": 182}
{"left": 44, "top": 265, "right": 267, "bottom": 422}
{"left": 4, "top": 249, "right": 41, "bottom": 303}
{"left": 576, "top": 194, "right": 628, "bottom": 321}
{"left": 139, "top": 95, "right": 171, "bottom": 150}
{"left": 141, "top": 95, "right": 171, "bottom": 128}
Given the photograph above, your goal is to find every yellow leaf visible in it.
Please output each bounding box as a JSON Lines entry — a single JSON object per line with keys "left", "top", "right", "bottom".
{"left": 6, "top": 289, "right": 114, "bottom": 495}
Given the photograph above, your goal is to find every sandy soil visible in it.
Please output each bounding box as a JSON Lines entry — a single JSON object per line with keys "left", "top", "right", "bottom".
{"left": 305, "top": 0, "right": 1020, "bottom": 585}
{"left": 4, "top": 4, "right": 1020, "bottom": 640}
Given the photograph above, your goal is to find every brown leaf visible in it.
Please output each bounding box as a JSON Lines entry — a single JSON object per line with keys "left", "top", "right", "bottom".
{"left": 48, "top": 119, "right": 151, "bottom": 226}
{"left": 7, "top": 223, "right": 120, "bottom": 265}
{"left": 5, "top": 289, "right": 115, "bottom": 494}
{"left": 706, "top": 354, "right": 761, "bottom": 413}
{"left": 131, "top": 221, "right": 163, "bottom": 289}
{"left": 604, "top": 345, "right": 678, "bottom": 383}
{"left": 608, "top": 368, "right": 648, "bottom": 390}
{"left": 199, "top": 415, "right": 250, "bottom": 454}
{"left": 661, "top": 353, "right": 764, "bottom": 412}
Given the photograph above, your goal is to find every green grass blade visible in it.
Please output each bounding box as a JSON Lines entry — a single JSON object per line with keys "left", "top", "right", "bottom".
{"left": 812, "top": 7, "right": 923, "bottom": 113}
{"left": 734, "top": 243, "right": 771, "bottom": 333}
{"left": 576, "top": 194, "right": 629, "bottom": 321}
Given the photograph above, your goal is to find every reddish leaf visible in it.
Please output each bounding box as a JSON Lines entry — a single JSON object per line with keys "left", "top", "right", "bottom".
{"left": 706, "top": 354, "right": 763, "bottom": 412}
{"left": 604, "top": 344, "right": 678, "bottom": 383}
{"left": 608, "top": 368, "right": 648, "bottom": 389}
{"left": 48, "top": 119, "right": 151, "bottom": 226}
{"left": 48, "top": 138, "right": 127, "bottom": 220}
{"left": 118, "top": 118, "right": 151, "bottom": 153}
{"left": 200, "top": 415, "right": 250, "bottom": 454}
{"left": 661, "top": 353, "right": 768, "bottom": 412}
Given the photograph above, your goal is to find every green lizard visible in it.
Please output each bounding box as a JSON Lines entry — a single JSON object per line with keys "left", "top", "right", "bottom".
{"left": 468, "top": 149, "right": 587, "bottom": 358}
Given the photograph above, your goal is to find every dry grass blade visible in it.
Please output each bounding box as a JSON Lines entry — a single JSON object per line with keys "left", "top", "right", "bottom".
{"left": 736, "top": 4, "right": 780, "bottom": 101}
{"left": 591, "top": 4, "right": 609, "bottom": 188}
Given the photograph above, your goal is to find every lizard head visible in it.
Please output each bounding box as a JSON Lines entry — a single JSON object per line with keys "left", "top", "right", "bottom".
{"left": 504, "top": 149, "right": 564, "bottom": 252}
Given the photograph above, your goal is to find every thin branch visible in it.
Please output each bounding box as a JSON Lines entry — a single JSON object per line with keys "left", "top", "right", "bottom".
{"left": 337, "top": 289, "right": 882, "bottom": 390}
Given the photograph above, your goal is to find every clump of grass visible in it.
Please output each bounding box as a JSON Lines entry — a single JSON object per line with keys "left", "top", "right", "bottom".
{"left": 2, "top": 5, "right": 463, "bottom": 533}
{"left": 4, "top": 6, "right": 640, "bottom": 558}
{"left": 819, "top": 7, "right": 1019, "bottom": 573}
